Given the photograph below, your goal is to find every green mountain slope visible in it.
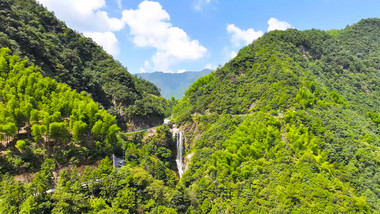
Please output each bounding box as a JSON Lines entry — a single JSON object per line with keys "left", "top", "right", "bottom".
{"left": 0, "top": 49, "right": 180, "bottom": 213}
{"left": 0, "top": 1, "right": 182, "bottom": 212}
{"left": 0, "top": 0, "right": 166, "bottom": 129}
{"left": 0, "top": 48, "right": 121, "bottom": 173}
{"left": 136, "top": 69, "right": 212, "bottom": 99}
{"left": 172, "top": 18, "right": 380, "bottom": 212}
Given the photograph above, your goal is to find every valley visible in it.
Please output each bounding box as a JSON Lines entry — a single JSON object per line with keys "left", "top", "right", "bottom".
{"left": 0, "top": 0, "right": 379, "bottom": 213}
{"left": 136, "top": 69, "right": 212, "bottom": 99}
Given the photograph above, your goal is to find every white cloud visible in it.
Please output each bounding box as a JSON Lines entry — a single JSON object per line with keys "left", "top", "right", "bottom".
{"left": 37, "top": 0, "right": 124, "bottom": 32}
{"left": 37, "top": 0, "right": 125, "bottom": 57}
{"left": 178, "top": 69, "right": 186, "bottom": 73}
{"left": 193, "top": 0, "right": 214, "bottom": 11}
{"left": 204, "top": 64, "right": 215, "bottom": 70}
{"left": 267, "top": 18, "right": 292, "bottom": 32}
{"left": 83, "top": 32, "right": 119, "bottom": 56}
{"left": 230, "top": 51, "right": 237, "bottom": 59}
{"left": 144, "top": 60, "right": 151, "bottom": 69}
{"left": 225, "top": 18, "right": 292, "bottom": 62}
{"left": 227, "top": 24, "right": 263, "bottom": 47}
{"left": 122, "top": 1, "right": 207, "bottom": 72}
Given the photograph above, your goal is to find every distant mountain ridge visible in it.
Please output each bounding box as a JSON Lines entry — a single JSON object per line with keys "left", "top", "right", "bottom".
{"left": 136, "top": 69, "right": 212, "bottom": 99}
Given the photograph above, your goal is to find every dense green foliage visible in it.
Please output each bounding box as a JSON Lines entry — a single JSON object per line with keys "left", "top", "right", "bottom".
{"left": 172, "top": 18, "right": 380, "bottom": 213}
{"left": 0, "top": 49, "right": 182, "bottom": 213}
{"left": 0, "top": 1, "right": 180, "bottom": 212}
{"left": 0, "top": 48, "right": 122, "bottom": 173}
{"left": 0, "top": 0, "right": 167, "bottom": 127}
{"left": 0, "top": 125, "right": 189, "bottom": 213}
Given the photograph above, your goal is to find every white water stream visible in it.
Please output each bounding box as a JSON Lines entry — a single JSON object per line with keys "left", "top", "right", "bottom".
{"left": 175, "top": 130, "right": 185, "bottom": 177}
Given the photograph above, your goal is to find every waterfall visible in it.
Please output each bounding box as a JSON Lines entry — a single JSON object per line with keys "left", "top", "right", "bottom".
{"left": 175, "top": 130, "right": 185, "bottom": 178}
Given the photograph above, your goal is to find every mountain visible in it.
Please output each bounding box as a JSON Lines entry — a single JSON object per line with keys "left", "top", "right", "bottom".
{"left": 0, "top": 0, "right": 168, "bottom": 130}
{"left": 0, "top": 2, "right": 379, "bottom": 212}
{"left": 0, "top": 48, "right": 179, "bottom": 213}
{"left": 172, "top": 18, "right": 380, "bottom": 212}
{"left": 136, "top": 69, "right": 212, "bottom": 99}
{"left": 0, "top": 48, "right": 122, "bottom": 173}
{"left": 0, "top": 0, "right": 179, "bottom": 212}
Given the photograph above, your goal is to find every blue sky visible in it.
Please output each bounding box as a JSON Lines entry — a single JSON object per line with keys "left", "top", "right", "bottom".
{"left": 37, "top": 0, "right": 380, "bottom": 74}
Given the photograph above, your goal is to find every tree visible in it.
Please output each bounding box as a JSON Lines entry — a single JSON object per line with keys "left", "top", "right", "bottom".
{"left": 31, "top": 124, "right": 47, "bottom": 142}
{"left": 48, "top": 121, "right": 69, "bottom": 143}
{"left": 16, "top": 140, "right": 27, "bottom": 151}
{"left": 32, "top": 158, "right": 55, "bottom": 196}
{"left": 0, "top": 175, "right": 27, "bottom": 213}
{"left": 72, "top": 120, "right": 88, "bottom": 141}
{"left": 19, "top": 196, "right": 39, "bottom": 214}
{"left": 0, "top": 122, "right": 17, "bottom": 143}
{"left": 52, "top": 169, "right": 90, "bottom": 213}
{"left": 89, "top": 198, "right": 110, "bottom": 213}
{"left": 112, "top": 186, "right": 136, "bottom": 211}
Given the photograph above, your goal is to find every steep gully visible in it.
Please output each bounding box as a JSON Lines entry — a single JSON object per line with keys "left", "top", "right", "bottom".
{"left": 113, "top": 121, "right": 188, "bottom": 177}
{"left": 44, "top": 123, "right": 187, "bottom": 194}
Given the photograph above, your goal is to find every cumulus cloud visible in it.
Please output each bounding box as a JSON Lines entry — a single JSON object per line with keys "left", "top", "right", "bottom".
{"left": 226, "top": 18, "right": 292, "bottom": 59}
{"left": 83, "top": 32, "right": 119, "bottom": 56}
{"left": 122, "top": 1, "right": 207, "bottom": 71}
{"left": 227, "top": 24, "right": 264, "bottom": 47}
{"left": 37, "top": 0, "right": 124, "bottom": 57}
{"left": 267, "top": 18, "right": 292, "bottom": 32}
{"left": 37, "top": 0, "right": 124, "bottom": 32}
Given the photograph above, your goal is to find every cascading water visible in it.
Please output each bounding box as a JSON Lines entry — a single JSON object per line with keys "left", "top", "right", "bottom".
{"left": 175, "top": 130, "right": 185, "bottom": 178}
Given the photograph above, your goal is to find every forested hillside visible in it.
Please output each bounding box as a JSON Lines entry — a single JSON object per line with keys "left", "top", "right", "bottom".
{"left": 0, "top": 48, "right": 183, "bottom": 213}
{"left": 0, "top": 48, "right": 122, "bottom": 174}
{"left": 0, "top": 0, "right": 168, "bottom": 129}
{"left": 0, "top": 1, "right": 183, "bottom": 212}
{"left": 172, "top": 18, "right": 380, "bottom": 213}
{"left": 0, "top": 0, "right": 379, "bottom": 212}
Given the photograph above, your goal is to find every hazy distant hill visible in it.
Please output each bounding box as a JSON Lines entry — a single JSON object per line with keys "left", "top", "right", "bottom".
{"left": 136, "top": 69, "right": 212, "bottom": 99}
